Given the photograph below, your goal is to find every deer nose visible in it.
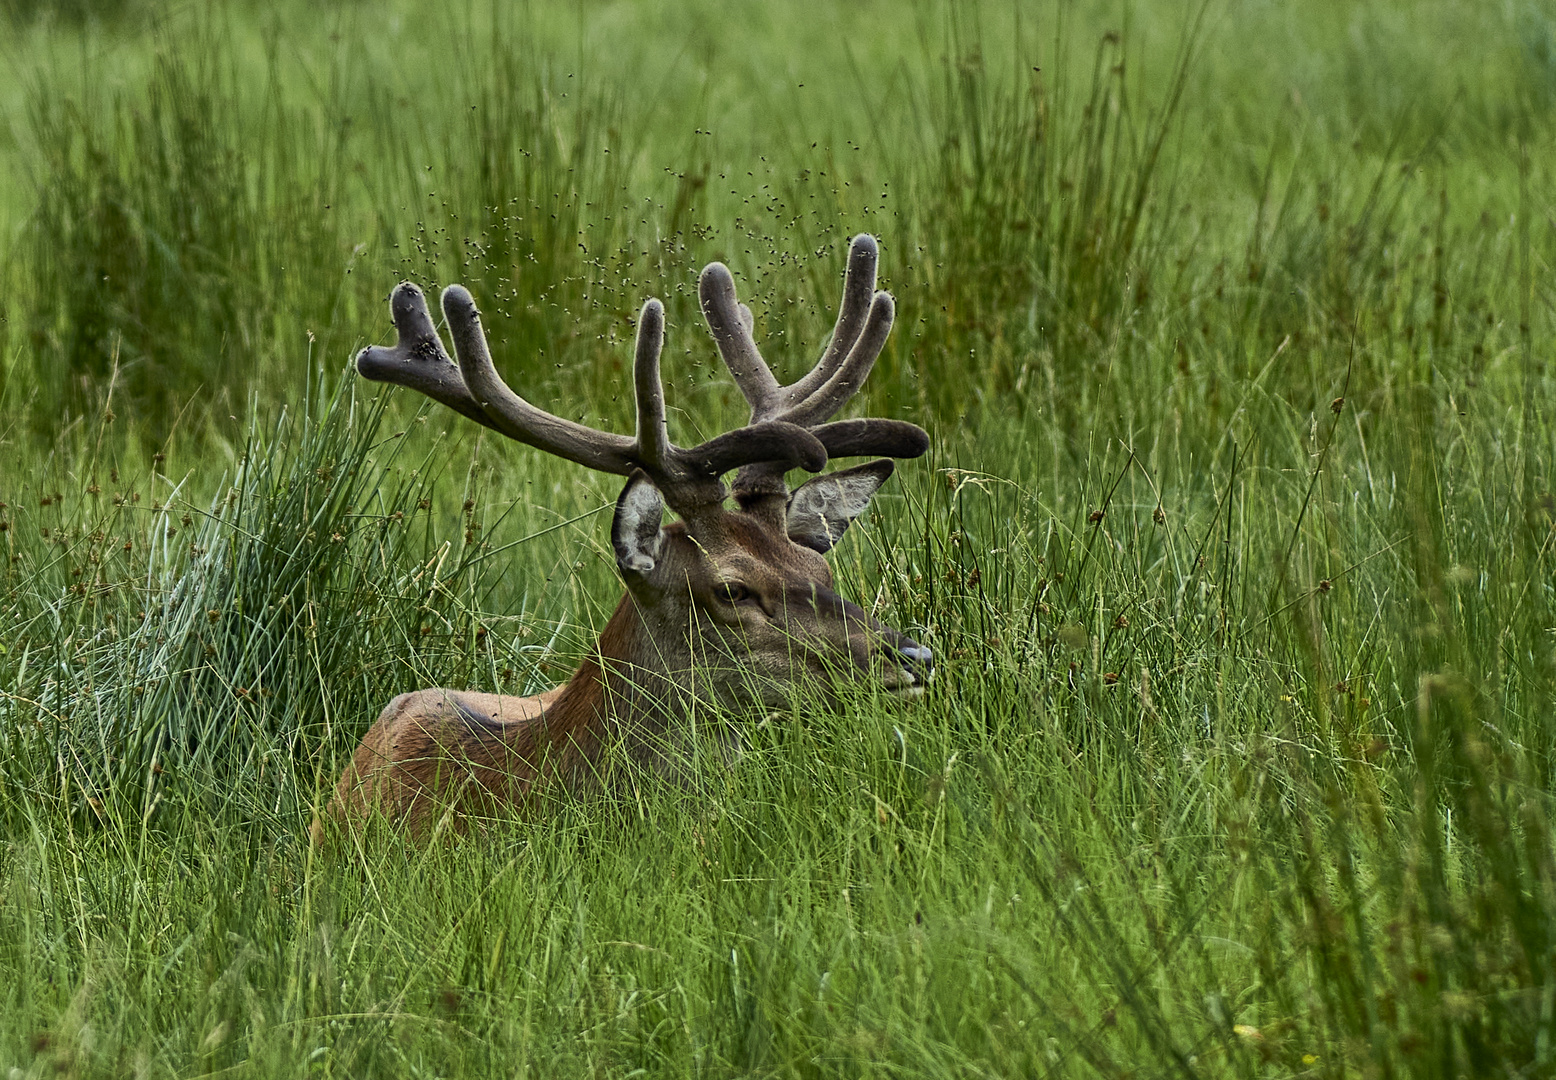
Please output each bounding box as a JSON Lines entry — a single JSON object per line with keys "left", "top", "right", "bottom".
{"left": 892, "top": 640, "right": 934, "bottom": 683}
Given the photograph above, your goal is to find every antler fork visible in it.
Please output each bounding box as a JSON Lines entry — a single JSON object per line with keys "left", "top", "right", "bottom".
{"left": 356, "top": 284, "right": 827, "bottom": 511}
{"left": 696, "top": 234, "right": 928, "bottom": 502}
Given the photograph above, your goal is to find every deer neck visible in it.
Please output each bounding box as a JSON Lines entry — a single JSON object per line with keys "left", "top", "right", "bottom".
{"left": 523, "top": 591, "right": 699, "bottom": 777}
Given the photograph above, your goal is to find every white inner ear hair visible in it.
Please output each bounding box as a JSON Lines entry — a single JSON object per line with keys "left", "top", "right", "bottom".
{"left": 788, "top": 475, "right": 881, "bottom": 547}
{"left": 615, "top": 484, "right": 664, "bottom": 571}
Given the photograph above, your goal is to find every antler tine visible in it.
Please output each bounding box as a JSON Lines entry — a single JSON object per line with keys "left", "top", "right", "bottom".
{"left": 632, "top": 299, "right": 672, "bottom": 470}
{"left": 805, "top": 417, "right": 929, "bottom": 461}
{"left": 355, "top": 283, "right": 505, "bottom": 433}
{"left": 440, "top": 285, "right": 639, "bottom": 475}
{"left": 782, "top": 233, "right": 880, "bottom": 409}
{"left": 782, "top": 290, "right": 894, "bottom": 428}
{"left": 702, "top": 234, "right": 894, "bottom": 431}
{"left": 698, "top": 262, "right": 782, "bottom": 418}
{"left": 698, "top": 236, "right": 879, "bottom": 424}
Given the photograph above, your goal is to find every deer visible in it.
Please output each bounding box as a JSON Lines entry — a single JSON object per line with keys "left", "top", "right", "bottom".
{"left": 314, "top": 234, "right": 931, "bottom": 841}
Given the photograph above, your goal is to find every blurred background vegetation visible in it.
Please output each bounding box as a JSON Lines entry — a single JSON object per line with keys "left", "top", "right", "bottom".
{"left": 2, "top": 0, "right": 1549, "bottom": 438}
{"left": 0, "top": 0, "right": 1553, "bottom": 1076}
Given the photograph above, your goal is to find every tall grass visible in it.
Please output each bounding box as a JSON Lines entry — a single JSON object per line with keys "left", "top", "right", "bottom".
{"left": 0, "top": 0, "right": 1553, "bottom": 1075}
{"left": 21, "top": 24, "right": 345, "bottom": 429}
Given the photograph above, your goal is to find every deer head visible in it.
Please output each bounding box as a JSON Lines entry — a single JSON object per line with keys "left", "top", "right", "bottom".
{"left": 355, "top": 234, "right": 930, "bottom": 729}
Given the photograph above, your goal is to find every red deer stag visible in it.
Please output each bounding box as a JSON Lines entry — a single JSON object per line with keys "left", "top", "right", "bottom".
{"left": 316, "top": 235, "right": 930, "bottom": 840}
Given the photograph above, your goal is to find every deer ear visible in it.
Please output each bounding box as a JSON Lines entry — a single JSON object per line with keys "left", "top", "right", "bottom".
{"left": 612, "top": 472, "right": 666, "bottom": 574}
{"left": 786, "top": 459, "right": 895, "bottom": 553}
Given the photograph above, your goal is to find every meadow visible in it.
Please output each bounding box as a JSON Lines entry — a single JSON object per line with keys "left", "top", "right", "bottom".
{"left": 0, "top": 0, "right": 1553, "bottom": 1075}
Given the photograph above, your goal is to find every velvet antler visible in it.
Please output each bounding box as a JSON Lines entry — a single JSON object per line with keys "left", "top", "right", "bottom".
{"left": 696, "top": 234, "right": 929, "bottom": 503}
{"left": 357, "top": 283, "right": 827, "bottom": 512}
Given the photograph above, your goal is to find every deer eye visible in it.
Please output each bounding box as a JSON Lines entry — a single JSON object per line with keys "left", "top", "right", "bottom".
{"left": 713, "top": 582, "right": 753, "bottom": 605}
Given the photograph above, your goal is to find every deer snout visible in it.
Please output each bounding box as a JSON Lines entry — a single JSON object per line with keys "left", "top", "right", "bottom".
{"left": 887, "top": 638, "right": 934, "bottom": 686}
{"left": 866, "top": 632, "right": 932, "bottom": 700}
{"left": 893, "top": 641, "right": 934, "bottom": 682}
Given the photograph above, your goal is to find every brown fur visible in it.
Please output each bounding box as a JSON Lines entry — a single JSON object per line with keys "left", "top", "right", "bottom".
{"left": 314, "top": 597, "right": 637, "bottom": 843}
{"left": 315, "top": 501, "right": 927, "bottom": 844}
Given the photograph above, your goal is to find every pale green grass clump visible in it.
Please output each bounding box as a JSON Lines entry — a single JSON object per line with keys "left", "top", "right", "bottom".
{"left": 1, "top": 0, "right": 1554, "bottom": 1076}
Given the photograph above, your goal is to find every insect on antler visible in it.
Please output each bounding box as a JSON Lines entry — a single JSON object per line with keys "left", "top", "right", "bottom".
{"left": 356, "top": 283, "right": 829, "bottom": 512}
{"left": 696, "top": 234, "right": 929, "bottom": 503}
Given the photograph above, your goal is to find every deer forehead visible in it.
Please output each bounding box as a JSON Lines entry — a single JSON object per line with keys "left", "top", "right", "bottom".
{"left": 673, "top": 514, "right": 833, "bottom": 587}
